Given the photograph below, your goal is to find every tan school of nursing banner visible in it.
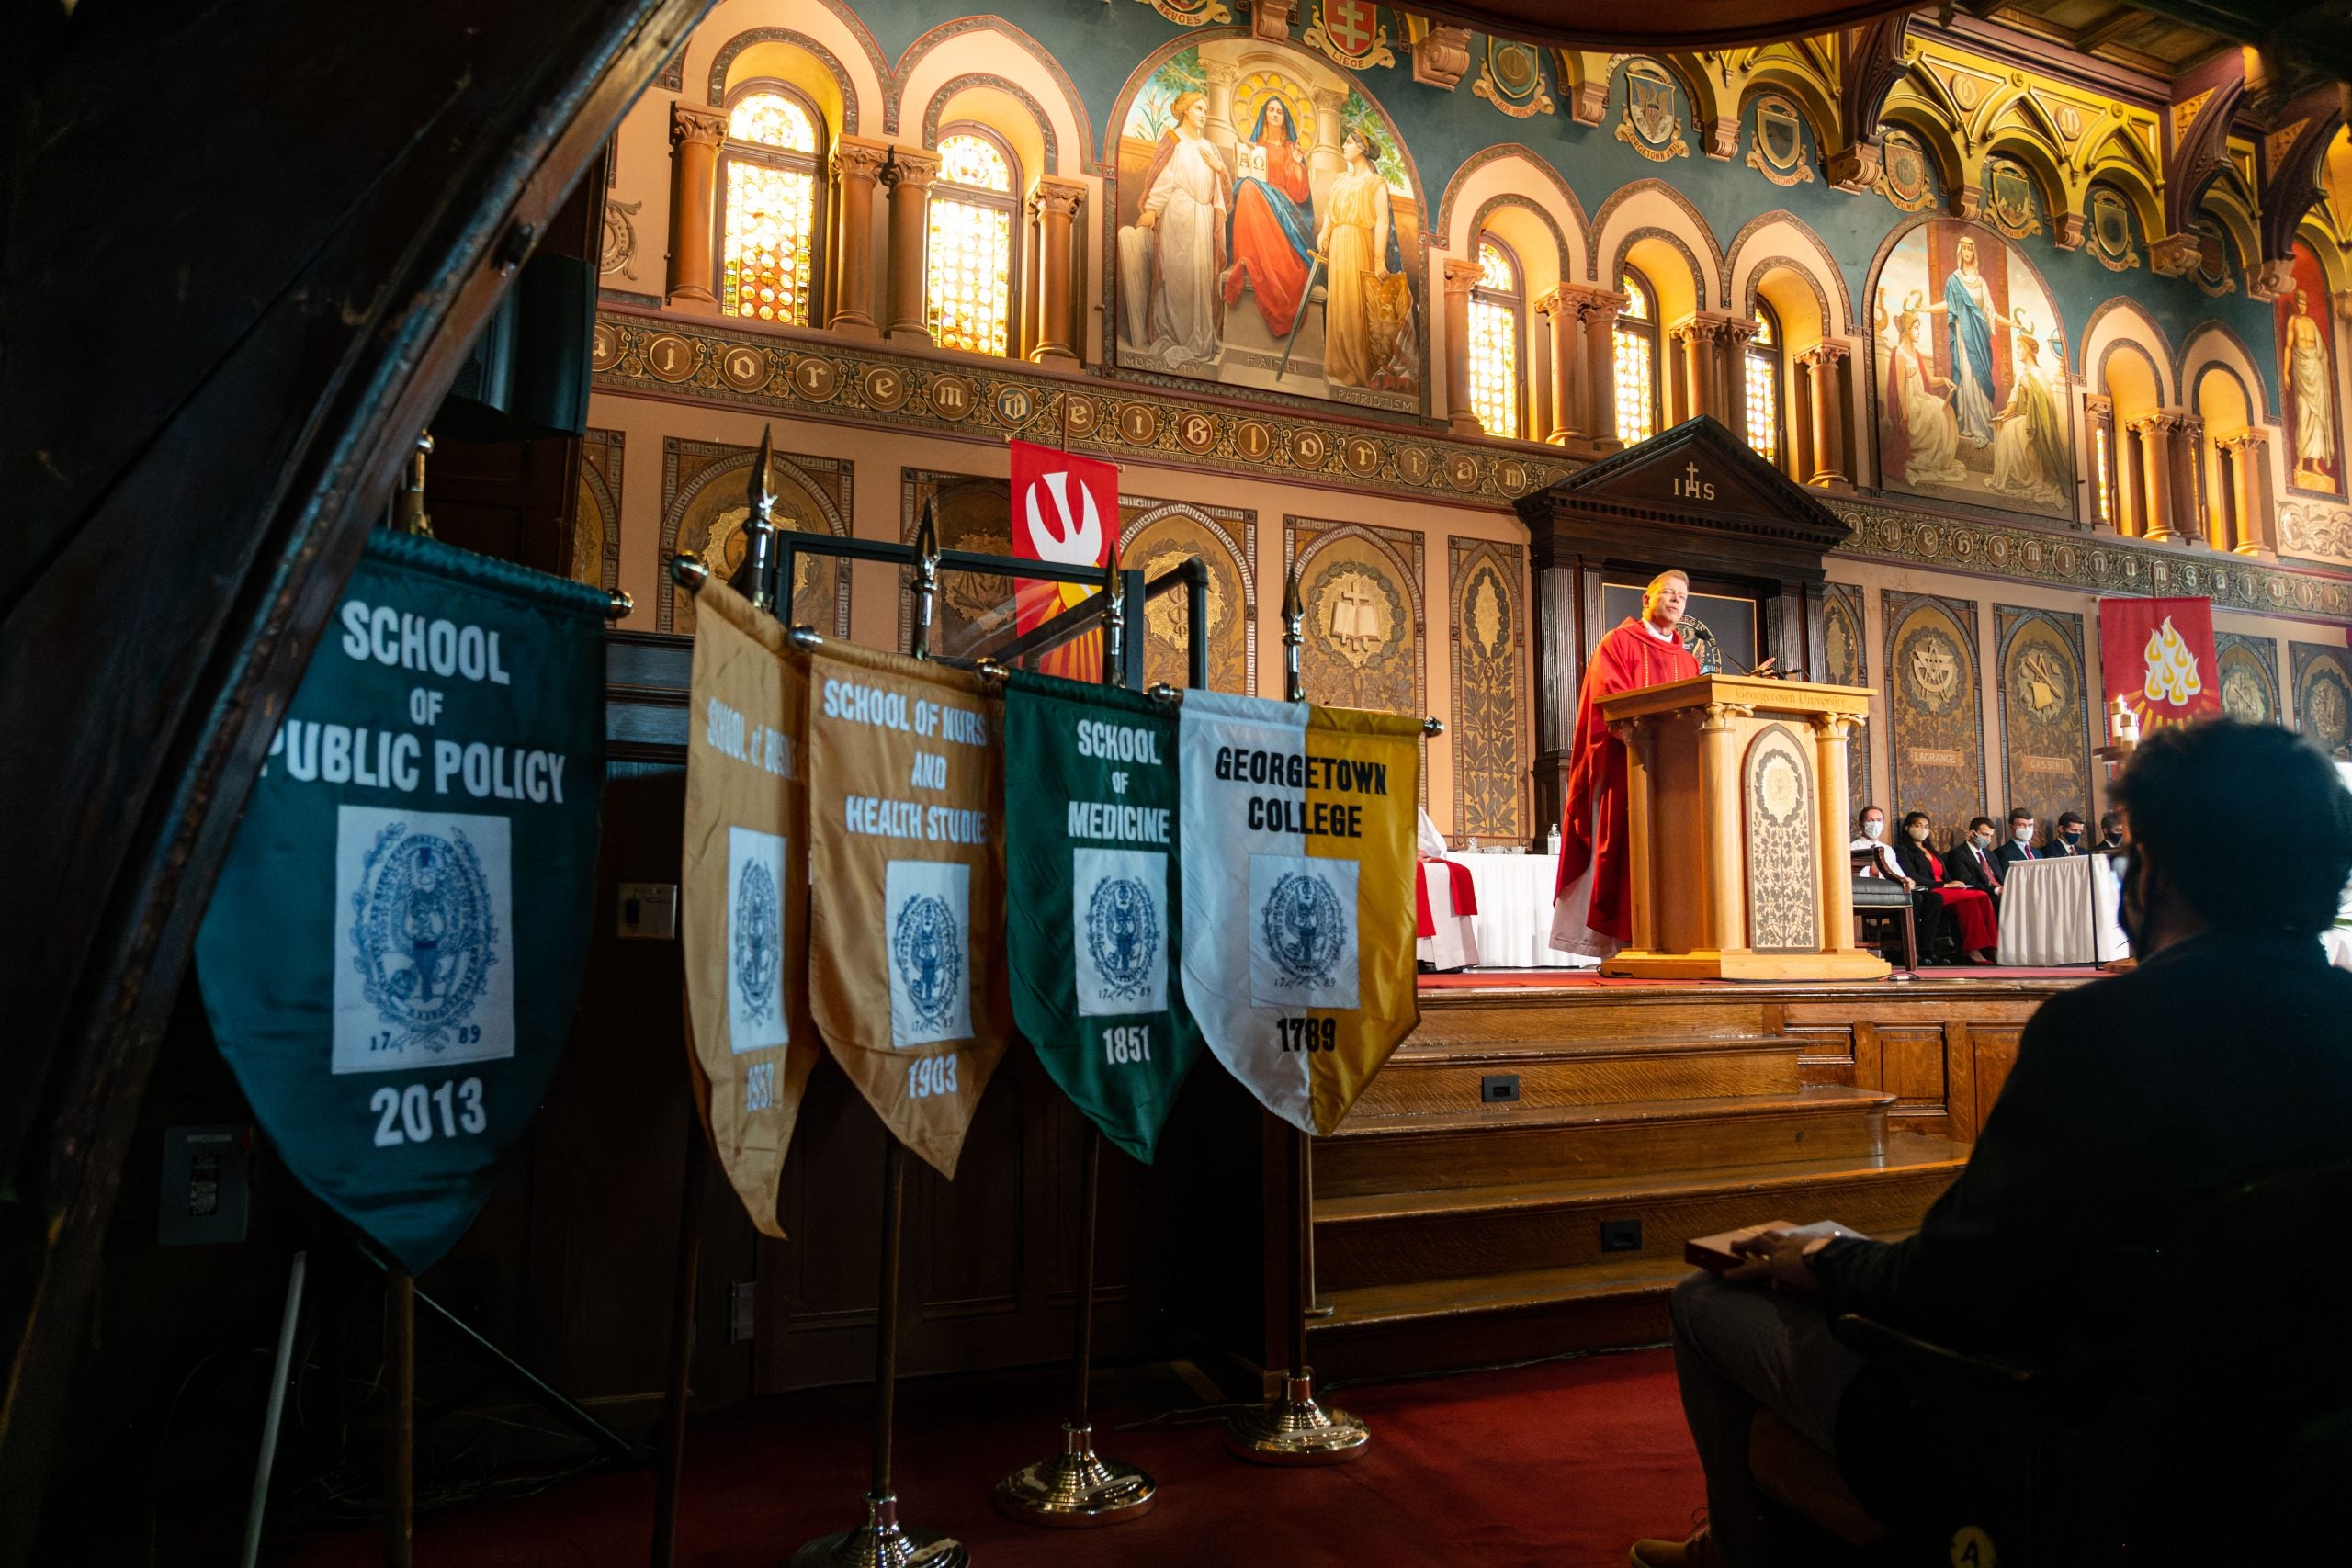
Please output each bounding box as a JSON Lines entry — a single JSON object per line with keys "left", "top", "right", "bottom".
{"left": 681, "top": 578, "right": 821, "bottom": 1237}
{"left": 807, "top": 640, "right": 1012, "bottom": 1177}
{"left": 1178, "top": 693, "right": 1421, "bottom": 1136}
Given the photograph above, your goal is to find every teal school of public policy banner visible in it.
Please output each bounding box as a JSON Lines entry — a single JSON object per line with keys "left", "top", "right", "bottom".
{"left": 197, "top": 531, "right": 607, "bottom": 1273}
{"left": 1002, "top": 672, "right": 1201, "bottom": 1162}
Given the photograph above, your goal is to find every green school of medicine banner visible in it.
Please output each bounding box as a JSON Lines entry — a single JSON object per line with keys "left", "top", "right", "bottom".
{"left": 197, "top": 531, "right": 607, "bottom": 1274}
{"left": 1002, "top": 672, "right": 1201, "bottom": 1163}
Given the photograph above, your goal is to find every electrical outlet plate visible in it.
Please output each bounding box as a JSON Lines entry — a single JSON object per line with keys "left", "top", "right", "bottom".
{"left": 159, "top": 1124, "right": 253, "bottom": 1246}
{"left": 1600, "top": 1218, "right": 1643, "bottom": 1253}
{"left": 1479, "top": 1073, "right": 1521, "bottom": 1103}
{"left": 616, "top": 881, "right": 678, "bottom": 939}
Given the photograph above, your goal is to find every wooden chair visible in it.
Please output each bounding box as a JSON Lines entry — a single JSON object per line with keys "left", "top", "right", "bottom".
{"left": 1849, "top": 848, "right": 1917, "bottom": 973}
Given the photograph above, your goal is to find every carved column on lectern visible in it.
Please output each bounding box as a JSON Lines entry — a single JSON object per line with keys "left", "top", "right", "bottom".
{"left": 827, "top": 137, "right": 889, "bottom": 338}
{"left": 1699, "top": 701, "right": 1751, "bottom": 955}
{"left": 1611, "top": 716, "right": 1658, "bottom": 953}
{"left": 1443, "top": 257, "right": 1483, "bottom": 434}
{"left": 665, "top": 105, "right": 728, "bottom": 310}
{"left": 1809, "top": 712, "right": 1860, "bottom": 954}
{"left": 881, "top": 146, "right": 940, "bottom": 345}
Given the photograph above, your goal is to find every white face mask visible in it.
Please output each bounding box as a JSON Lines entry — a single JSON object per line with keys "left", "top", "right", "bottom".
{"left": 2013, "top": 828, "right": 2034, "bottom": 843}
{"left": 1861, "top": 820, "right": 1883, "bottom": 840}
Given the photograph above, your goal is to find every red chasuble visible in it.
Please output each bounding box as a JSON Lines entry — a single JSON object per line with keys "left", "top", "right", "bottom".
{"left": 1552, "top": 617, "right": 1700, "bottom": 956}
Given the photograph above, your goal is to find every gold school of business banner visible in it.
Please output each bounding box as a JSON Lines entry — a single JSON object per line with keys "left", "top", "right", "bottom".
{"left": 806, "top": 640, "right": 1012, "bottom": 1177}
{"left": 681, "top": 578, "right": 820, "bottom": 1237}
{"left": 1177, "top": 692, "right": 1421, "bottom": 1136}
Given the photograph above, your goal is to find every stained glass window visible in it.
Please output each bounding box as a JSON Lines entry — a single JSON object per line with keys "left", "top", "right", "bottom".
{"left": 1467, "top": 236, "right": 1521, "bottom": 440}
{"left": 927, "top": 130, "right": 1016, "bottom": 357}
{"left": 718, "top": 87, "right": 822, "bottom": 326}
{"left": 2093, "top": 420, "right": 2113, "bottom": 528}
{"left": 1746, "top": 302, "right": 1782, "bottom": 468}
{"left": 1614, "top": 268, "right": 1657, "bottom": 447}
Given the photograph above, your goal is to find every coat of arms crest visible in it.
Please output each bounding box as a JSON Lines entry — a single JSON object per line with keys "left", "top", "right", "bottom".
{"left": 1305, "top": 0, "right": 1395, "bottom": 70}
{"left": 1615, "top": 64, "right": 1688, "bottom": 162}
{"left": 1745, "top": 98, "right": 1813, "bottom": 186}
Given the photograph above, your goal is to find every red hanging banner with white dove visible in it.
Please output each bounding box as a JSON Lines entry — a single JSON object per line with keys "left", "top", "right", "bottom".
{"left": 1009, "top": 439, "right": 1120, "bottom": 681}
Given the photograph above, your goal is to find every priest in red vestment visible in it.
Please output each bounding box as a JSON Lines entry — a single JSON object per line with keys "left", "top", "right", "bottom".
{"left": 1551, "top": 570, "right": 1771, "bottom": 958}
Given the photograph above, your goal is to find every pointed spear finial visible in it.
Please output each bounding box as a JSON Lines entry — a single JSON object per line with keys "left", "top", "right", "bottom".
{"left": 1100, "top": 527, "right": 1126, "bottom": 688}
{"left": 1282, "top": 555, "right": 1305, "bottom": 704}
{"left": 739, "top": 423, "right": 779, "bottom": 613}
{"left": 910, "top": 498, "right": 941, "bottom": 660}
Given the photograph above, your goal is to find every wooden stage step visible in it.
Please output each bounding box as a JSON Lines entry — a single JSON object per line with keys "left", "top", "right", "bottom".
{"left": 1318, "top": 1086, "right": 1896, "bottom": 1197}
{"left": 1304, "top": 1133, "right": 1969, "bottom": 1380}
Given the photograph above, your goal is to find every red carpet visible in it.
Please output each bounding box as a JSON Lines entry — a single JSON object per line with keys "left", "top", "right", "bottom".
{"left": 286, "top": 1348, "right": 1702, "bottom": 1567}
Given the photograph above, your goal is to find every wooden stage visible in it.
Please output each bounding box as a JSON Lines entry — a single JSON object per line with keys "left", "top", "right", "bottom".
{"left": 1221, "top": 968, "right": 2085, "bottom": 1387}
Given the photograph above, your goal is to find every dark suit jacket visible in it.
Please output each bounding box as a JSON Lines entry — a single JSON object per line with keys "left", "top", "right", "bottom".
{"left": 1989, "top": 839, "right": 2041, "bottom": 873}
{"left": 2048, "top": 835, "right": 2088, "bottom": 857}
{"left": 1947, "top": 840, "right": 2003, "bottom": 895}
{"left": 1892, "top": 837, "right": 1940, "bottom": 887}
{"left": 1816, "top": 926, "right": 2352, "bottom": 1388}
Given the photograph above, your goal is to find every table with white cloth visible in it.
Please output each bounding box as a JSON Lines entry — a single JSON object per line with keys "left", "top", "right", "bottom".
{"left": 1996, "top": 853, "right": 2131, "bottom": 966}
{"left": 1440, "top": 852, "right": 1600, "bottom": 970}
{"left": 1415, "top": 860, "right": 1482, "bottom": 970}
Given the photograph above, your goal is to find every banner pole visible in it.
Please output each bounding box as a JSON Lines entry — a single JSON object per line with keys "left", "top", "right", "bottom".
{"left": 383, "top": 1267, "right": 415, "bottom": 1567}
{"left": 651, "top": 1133, "right": 709, "bottom": 1568}
{"left": 993, "top": 1123, "right": 1155, "bottom": 1524}
{"left": 791, "top": 1136, "right": 966, "bottom": 1568}
{"left": 239, "top": 1250, "right": 307, "bottom": 1568}
{"left": 739, "top": 424, "right": 778, "bottom": 613}
{"left": 1224, "top": 559, "right": 1371, "bottom": 1466}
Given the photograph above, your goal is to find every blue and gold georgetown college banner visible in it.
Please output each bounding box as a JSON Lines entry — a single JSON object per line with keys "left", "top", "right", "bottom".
{"left": 1002, "top": 671, "right": 1200, "bottom": 1163}
{"left": 197, "top": 532, "right": 606, "bottom": 1273}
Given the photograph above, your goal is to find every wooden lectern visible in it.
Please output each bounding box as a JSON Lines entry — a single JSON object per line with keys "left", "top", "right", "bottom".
{"left": 1597, "top": 675, "right": 1888, "bottom": 981}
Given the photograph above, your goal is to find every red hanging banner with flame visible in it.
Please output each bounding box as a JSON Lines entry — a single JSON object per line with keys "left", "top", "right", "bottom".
{"left": 1009, "top": 439, "right": 1120, "bottom": 681}
{"left": 2097, "top": 595, "right": 2222, "bottom": 735}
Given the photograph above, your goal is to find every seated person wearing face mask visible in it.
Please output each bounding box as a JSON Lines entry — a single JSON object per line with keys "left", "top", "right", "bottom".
{"left": 1990, "top": 807, "right": 2041, "bottom": 873}
{"left": 2096, "top": 810, "right": 2126, "bottom": 853}
{"left": 1850, "top": 807, "right": 1948, "bottom": 957}
{"left": 1948, "top": 817, "right": 2005, "bottom": 902}
{"left": 2049, "top": 811, "right": 2089, "bottom": 855}
{"left": 1894, "top": 810, "right": 1997, "bottom": 964}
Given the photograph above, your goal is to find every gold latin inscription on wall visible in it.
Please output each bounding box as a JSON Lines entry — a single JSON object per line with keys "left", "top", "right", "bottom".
{"left": 591, "top": 310, "right": 1564, "bottom": 507}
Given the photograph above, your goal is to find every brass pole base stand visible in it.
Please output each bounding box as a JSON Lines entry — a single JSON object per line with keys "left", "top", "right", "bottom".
{"left": 1221, "top": 1373, "right": 1370, "bottom": 1466}
{"left": 788, "top": 1493, "right": 967, "bottom": 1568}
{"left": 993, "top": 1421, "right": 1156, "bottom": 1527}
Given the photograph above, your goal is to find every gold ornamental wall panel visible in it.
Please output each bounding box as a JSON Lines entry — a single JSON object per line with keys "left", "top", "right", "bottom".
{"left": 2290, "top": 642, "right": 2352, "bottom": 759}
{"left": 1883, "top": 591, "right": 1986, "bottom": 837}
{"left": 1123, "top": 500, "right": 1259, "bottom": 695}
{"left": 2214, "top": 631, "right": 2279, "bottom": 725}
{"left": 1743, "top": 723, "right": 1821, "bottom": 953}
{"left": 1446, "top": 536, "right": 1531, "bottom": 840}
{"left": 1995, "top": 605, "right": 2091, "bottom": 828}
{"left": 898, "top": 468, "right": 1015, "bottom": 657}
{"left": 1283, "top": 517, "right": 1426, "bottom": 732}
{"left": 1822, "top": 581, "right": 1870, "bottom": 824}
{"left": 659, "top": 437, "right": 852, "bottom": 636}
{"left": 576, "top": 428, "right": 624, "bottom": 592}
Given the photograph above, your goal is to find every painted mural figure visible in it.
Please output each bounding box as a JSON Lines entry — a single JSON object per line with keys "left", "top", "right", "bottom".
{"left": 1126, "top": 92, "right": 1227, "bottom": 368}
{"left": 1926, "top": 234, "right": 2008, "bottom": 447}
{"left": 1220, "top": 97, "right": 1317, "bottom": 338}
{"left": 1987, "top": 326, "right": 2068, "bottom": 506}
{"left": 1880, "top": 294, "right": 1967, "bottom": 485}
{"left": 2287, "top": 288, "right": 2335, "bottom": 486}
{"left": 1318, "top": 127, "right": 1396, "bottom": 389}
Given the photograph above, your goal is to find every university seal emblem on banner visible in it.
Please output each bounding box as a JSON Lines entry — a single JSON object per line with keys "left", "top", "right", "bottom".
{"left": 805, "top": 640, "right": 1011, "bottom": 1177}
{"left": 1003, "top": 673, "right": 1201, "bottom": 1163}
{"left": 682, "top": 575, "right": 820, "bottom": 1237}
{"left": 196, "top": 530, "right": 606, "bottom": 1274}
{"left": 1177, "top": 691, "right": 1419, "bottom": 1136}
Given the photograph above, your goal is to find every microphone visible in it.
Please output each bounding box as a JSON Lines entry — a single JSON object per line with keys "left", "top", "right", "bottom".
{"left": 1713, "top": 644, "right": 1798, "bottom": 680}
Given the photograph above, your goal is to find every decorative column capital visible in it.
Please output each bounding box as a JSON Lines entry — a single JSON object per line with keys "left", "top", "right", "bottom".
{"left": 1808, "top": 712, "right": 1860, "bottom": 742}
{"left": 1699, "top": 701, "right": 1754, "bottom": 732}
{"left": 1442, "top": 256, "right": 1484, "bottom": 295}
{"left": 1412, "top": 24, "right": 1473, "bottom": 90}
{"left": 2216, "top": 429, "right": 2267, "bottom": 455}
{"left": 832, "top": 135, "right": 893, "bottom": 184}
{"left": 1311, "top": 84, "right": 1350, "bottom": 121}
{"left": 1027, "top": 175, "right": 1087, "bottom": 219}
{"left": 671, "top": 103, "right": 728, "bottom": 151}
{"left": 880, "top": 145, "right": 939, "bottom": 194}
{"left": 2084, "top": 392, "right": 2113, "bottom": 420}
{"left": 1712, "top": 313, "right": 1758, "bottom": 353}
{"left": 1797, "top": 341, "right": 1849, "bottom": 370}
{"left": 1203, "top": 57, "right": 1240, "bottom": 90}
{"left": 1825, "top": 139, "right": 1881, "bottom": 194}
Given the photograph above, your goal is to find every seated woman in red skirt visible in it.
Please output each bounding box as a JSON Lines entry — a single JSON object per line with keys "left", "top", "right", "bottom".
{"left": 1894, "top": 810, "right": 1997, "bottom": 964}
